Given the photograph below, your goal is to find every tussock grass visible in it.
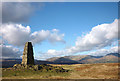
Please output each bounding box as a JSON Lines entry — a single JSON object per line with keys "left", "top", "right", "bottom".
{"left": 50, "top": 63, "right": 119, "bottom": 79}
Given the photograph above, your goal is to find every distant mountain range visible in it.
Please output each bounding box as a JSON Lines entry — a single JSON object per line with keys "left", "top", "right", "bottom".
{"left": 46, "top": 53, "right": 120, "bottom": 64}
{"left": 1, "top": 53, "right": 119, "bottom": 68}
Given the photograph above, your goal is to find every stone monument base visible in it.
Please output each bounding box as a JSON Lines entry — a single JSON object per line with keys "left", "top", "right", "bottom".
{"left": 13, "top": 64, "right": 41, "bottom": 70}
{"left": 13, "top": 64, "right": 69, "bottom": 72}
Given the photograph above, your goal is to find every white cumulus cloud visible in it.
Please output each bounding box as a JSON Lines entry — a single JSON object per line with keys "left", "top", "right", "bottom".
{"left": 1, "top": 24, "right": 31, "bottom": 46}
{"left": 68, "top": 19, "right": 118, "bottom": 54}
{"left": 30, "top": 30, "right": 50, "bottom": 44}
{"left": 48, "top": 31, "right": 65, "bottom": 44}
{"left": 0, "top": 23, "right": 65, "bottom": 46}
{"left": 88, "top": 46, "right": 118, "bottom": 56}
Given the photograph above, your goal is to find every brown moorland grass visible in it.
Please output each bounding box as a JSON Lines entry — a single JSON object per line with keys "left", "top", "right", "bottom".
{"left": 51, "top": 63, "right": 119, "bottom": 79}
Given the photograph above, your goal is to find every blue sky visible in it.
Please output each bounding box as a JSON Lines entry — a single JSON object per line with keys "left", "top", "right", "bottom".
{"left": 1, "top": 2, "right": 118, "bottom": 60}
{"left": 28, "top": 2, "right": 118, "bottom": 59}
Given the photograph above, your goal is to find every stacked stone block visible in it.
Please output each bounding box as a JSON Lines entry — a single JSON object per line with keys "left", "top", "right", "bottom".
{"left": 21, "top": 42, "right": 34, "bottom": 65}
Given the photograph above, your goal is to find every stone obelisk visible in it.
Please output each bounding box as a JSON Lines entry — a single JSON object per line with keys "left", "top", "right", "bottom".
{"left": 21, "top": 42, "right": 34, "bottom": 65}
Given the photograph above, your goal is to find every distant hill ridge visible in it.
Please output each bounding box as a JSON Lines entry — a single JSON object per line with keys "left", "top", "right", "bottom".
{"left": 46, "top": 53, "right": 119, "bottom": 64}
{"left": 1, "top": 53, "right": 119, "bottom": 68}
{"left": 105, "top": 53, "right": 120, "bottom": 57}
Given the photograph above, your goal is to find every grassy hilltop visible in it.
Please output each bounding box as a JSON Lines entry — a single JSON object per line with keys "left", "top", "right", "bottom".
{"left": 2, "top": 63, "right": 119, "bottom": 79}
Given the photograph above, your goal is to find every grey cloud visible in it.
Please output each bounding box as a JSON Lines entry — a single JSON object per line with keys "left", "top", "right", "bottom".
{"left": 0, "top": 45, "right": 22, "bottom": 58}
{"left": 2, "top": 2, "right": 43, "bottom": 23}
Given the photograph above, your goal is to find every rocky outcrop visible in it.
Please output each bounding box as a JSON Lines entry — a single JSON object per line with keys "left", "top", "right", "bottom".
{"left": 13, "top": 64, "right": 69, "bottom": 72}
